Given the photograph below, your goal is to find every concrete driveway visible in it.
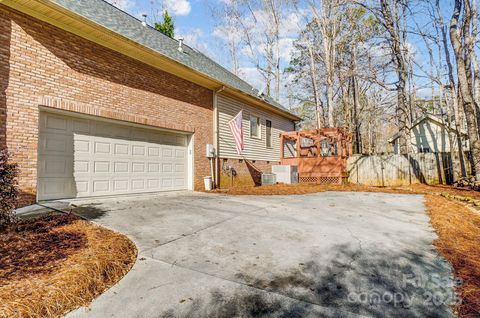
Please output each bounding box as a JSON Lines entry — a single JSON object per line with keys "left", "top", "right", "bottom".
{"left": 59, "top": 191, "right": 456, "bottom": 318}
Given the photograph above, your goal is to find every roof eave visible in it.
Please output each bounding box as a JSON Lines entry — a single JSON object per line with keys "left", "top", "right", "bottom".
{"left": 221, "top": 87, "right": 301, "bottom": 121}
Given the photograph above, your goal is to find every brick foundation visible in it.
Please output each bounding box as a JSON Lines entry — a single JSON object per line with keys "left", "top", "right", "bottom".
{"left": 218, "top": 158, "right": 280, "bottom": 188}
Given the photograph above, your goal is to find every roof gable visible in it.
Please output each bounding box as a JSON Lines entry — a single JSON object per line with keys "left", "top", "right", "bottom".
{"left": 389, "top": 114, "right": 467, "bottom": 142}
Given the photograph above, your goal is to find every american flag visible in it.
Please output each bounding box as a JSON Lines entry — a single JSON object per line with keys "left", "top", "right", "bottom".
{"left": 228, "top": 110, "right": 244, "bottom": 154}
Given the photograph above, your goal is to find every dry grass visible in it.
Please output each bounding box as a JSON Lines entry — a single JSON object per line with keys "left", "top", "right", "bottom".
{"left": 211, "top": 183, "right": 480, "bottom": 317}
{"left": 425, "top": 195, "right": 480, "bottom": 318}
{"left": 212, "top": 182, "right": 480, "bottom": 202}
{"left": 211, "top": 182, "right": 386, "bottom": 195}
{"left": 0, "top": 213, "right": 137, "bottom": 318}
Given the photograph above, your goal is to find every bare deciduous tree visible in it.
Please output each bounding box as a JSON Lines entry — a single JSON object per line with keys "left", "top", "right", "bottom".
{"left": 450, "top": 0, "right": 480, "bottom": 179}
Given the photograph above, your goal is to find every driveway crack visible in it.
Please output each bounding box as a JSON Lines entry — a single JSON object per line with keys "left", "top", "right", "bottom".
{"left": 345, "top": 227, "right": 363, "bottom": 270}
{"left": 142, "top": 213, "right": 243, "bottom": 255}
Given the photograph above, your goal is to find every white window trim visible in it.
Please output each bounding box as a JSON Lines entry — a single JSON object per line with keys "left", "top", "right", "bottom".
{"left": 250, "top": 115, "right": 262, "bottom": 139}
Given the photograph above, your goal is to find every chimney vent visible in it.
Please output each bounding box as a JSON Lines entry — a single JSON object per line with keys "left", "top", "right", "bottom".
{"left": 141, "top": 14, "right": 147, "bottom": 27}
{"left": 178, "top": 37, "right": 184, "bottom": 53}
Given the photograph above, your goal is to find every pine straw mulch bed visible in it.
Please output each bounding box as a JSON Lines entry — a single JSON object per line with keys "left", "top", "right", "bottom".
{"left": 211, "top": 182, "right": 480, "bottom": 201}
{"left": 425, "top": 195, "right": 480, "bottom": 318}
{"left": 0, "top": 213, "right": 137, "bottom": 318}
{"left": 212, "top": 183, "right": 480, "bottom": 317}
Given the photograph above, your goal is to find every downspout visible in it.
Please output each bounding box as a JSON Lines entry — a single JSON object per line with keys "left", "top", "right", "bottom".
{"left": 213, "top": 86, "right": 225, "bottom": 188}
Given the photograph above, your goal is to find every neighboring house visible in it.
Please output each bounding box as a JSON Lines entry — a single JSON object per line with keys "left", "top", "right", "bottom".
{"left": 0, "top": 0, "right": 300, "bottom": 206}
{"left": 389, "top": 115, "right": 469, "bottom": 154}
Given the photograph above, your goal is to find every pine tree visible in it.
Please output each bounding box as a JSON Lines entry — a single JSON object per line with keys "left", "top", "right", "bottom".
{"left": 154, "top": 10, "right": 175, "bottom": 38}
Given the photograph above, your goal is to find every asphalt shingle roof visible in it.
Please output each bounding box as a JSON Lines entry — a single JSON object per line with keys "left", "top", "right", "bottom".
{"left": 49, "top": 0, "right": 298, "bottom": 119}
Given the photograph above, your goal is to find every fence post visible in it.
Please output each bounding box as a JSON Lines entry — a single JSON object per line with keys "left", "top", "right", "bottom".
{"left": 407, "top": 153, "right": 412, "bottom": 185}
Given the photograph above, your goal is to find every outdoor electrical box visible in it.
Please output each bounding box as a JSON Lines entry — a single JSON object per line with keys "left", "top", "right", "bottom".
{"left": 206, "top": 144, "right": 215, "bottom": 158}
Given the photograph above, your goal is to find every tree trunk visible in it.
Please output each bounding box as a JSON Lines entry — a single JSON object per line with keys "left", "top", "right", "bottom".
{"left": 438, "top": 0, "right": 467, "bottom": 178}
{"left": 308, "top": 45, "right": 323, "bottom": 129}
{"left": 380, "top": 0, "right": 411, "bottom": 154}
{"left": 352, "top": 76, "right": 362, "bottom": 154}
{"left": 326, "top": 78, "right": 334, "bottom": 127}
{"left": 450, "top": 0, "right": 480, "bottom": 179}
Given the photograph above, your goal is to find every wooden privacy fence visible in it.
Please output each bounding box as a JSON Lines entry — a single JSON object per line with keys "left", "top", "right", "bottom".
{"left": 347, "top": 153, "right": 456, "bottom": 186}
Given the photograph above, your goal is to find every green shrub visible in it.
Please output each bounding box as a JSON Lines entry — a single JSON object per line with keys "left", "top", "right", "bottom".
{"left": 0, "top": 149, "right": 18, "bottom": 228}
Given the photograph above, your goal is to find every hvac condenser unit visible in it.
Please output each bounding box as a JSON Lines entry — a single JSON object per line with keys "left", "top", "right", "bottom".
{"left": 272, "top": 165, "right": 299, "bottom": 184}
{"left": 261, "top": 173, "right": 277, "bottom": 185}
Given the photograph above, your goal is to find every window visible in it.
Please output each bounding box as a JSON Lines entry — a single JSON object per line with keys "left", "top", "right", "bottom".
{"left": 250, "top": 115, "right": 261, "bottom": 139}
{"left": 266, "top": 120, "right": 272, "bottom": 148}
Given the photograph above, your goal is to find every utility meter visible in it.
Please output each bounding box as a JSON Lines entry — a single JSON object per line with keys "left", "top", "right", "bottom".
{"left": 206, "top": 144, "right": 215, "bottom": 158}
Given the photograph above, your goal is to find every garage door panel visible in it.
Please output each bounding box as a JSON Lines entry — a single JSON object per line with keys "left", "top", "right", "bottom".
{"left": 162, "top": 148, "right": 173, "bottom": 158}
{"left": 93, "top": 122, "right": 117, "bottom": 137}
{"left": 174, "top": 178, "right": 185, "bottom": 187}
{"left": 132, "top": 145, "right": 146, "bottom": 156}
{"left": 45, "top": 114, "right": 68, "bottom": 131}
{"left": 94, "top": 141, "right": 112, "bottom": 155}
{"left": 176, "top": 136, "right": 187, "bottom": 146}
{"left": 162, "top": 178, "right": 173, "bottom": 188}
{"left": 93, "top": 180, "right": 110, "bottom": 192}
{"left": 131, "top": 179, "right": 145, "bottom": 190}
{"left": 147, "top": 179, "right": 160, "bottom": 190}
{"left": 44, "top": 158, "right": 69, "bottom": 175}
{"left": 131, "top": 162, "right": 146, "bottom": 173}
{"left": 39, "top": 156, "right": 72, "bottom": 177}
{"left": 114, "top": 143, "right": 129, "bottom": 155}
{"left": 147, "top": 146, "right": 160, "bottom": 157}
{"left": 39, "top": 178, "right": 76, "bottom": 200}
{"left": 113, "top": 179, "right": 129, "bottom": 192}
{"left": 75, "top": 180, "right": 89, "bottom": 195}
{"left": 72, "top": 119, "right": 91, "bottom": 133}
{"left": 147, "top": 162, "right": 160, "bottom": 173}
{"left": 74, "top": 139, "right": 91, "bottom": 153}
{"left": 175, "top": 149, "right": 186, "bottom": 159}
{"left": 94, "top": 161, "right": 110, "bottom": 173}
{"left": 114, "top": 161, "right": 129, "bottom": 173}
{"left": 39, "top": 134, "right": 72, "bottom": 155}
{"left": 162, "top": 163, "right": 173, "bottom": 172}
{"left": 74, "top": 160, "right": 90, "bottom": 173}
{"left": 175, "top": 164, "right": 185, "bottom": 173}
{"left": 110, "top": 126, "right": 132, "bottom": 139}
{"left": 132, "top": 129, "right": 150, "bottom": 141}
{"left": 38, "top": 112, "right": 189, "bottom": 200}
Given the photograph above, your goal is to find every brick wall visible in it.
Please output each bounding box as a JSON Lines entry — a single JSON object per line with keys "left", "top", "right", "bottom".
{"left": 219, "top": 158, "right": 279, "bottom": 188}
{"left": 0, "top": 5, "right": 213, "bottom": 206}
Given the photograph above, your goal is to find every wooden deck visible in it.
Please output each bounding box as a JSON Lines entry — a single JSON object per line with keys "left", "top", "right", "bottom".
{"left": 280, "top": 128, "right": 352, "bottom": 184}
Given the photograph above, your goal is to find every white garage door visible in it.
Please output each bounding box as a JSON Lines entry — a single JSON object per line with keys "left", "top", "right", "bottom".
{"left": 38, "top": 111, "right": 190, "bottom": 200}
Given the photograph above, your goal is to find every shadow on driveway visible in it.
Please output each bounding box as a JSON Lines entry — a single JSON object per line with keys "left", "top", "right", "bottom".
{"left": 161, "top": 243, "right": 455, "bottom": 318}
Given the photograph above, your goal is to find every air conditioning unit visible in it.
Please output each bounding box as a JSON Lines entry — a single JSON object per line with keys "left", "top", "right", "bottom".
{"left": 261, "top": 173, "right": 277, "bottom": 185}
{"left": 272, "top": 165, "right": 298, "bottom": 184}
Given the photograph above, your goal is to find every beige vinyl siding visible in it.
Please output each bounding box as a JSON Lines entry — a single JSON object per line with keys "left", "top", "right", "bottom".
{"left": 392, "top": 118, "right": 469, "bottom": 154}
{"left": 218, "top": 94, "right": 295, "bottom": 161}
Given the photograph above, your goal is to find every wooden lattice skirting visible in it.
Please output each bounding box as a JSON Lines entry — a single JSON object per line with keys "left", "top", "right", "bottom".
{"left": 299, "top": 176, "right": 343, "bottom": 185}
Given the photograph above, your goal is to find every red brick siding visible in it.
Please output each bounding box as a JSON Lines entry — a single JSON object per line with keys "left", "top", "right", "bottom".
{"left": 219, "top": 158, "right": 279, "bottom": 188}
{"left": 0, "top": 5, "right": 213, "bottom": 206}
